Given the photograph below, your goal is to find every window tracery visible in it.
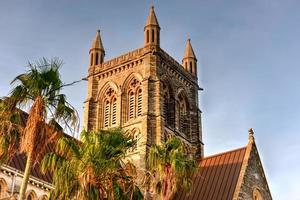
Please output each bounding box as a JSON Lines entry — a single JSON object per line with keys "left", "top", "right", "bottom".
{"left": 102, "top": 87, "right": 118, "bottom": 128}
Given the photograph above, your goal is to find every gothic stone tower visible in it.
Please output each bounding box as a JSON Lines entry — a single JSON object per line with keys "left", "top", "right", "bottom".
{"left": 84, "top": 6, "right": 203, "bottom": 170}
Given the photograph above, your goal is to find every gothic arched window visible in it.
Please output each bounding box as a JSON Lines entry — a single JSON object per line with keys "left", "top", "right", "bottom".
{"left": 253, "top": 188, "right": 263, "bottom": 200}
{"left": 95, "top": 53, "right": 99, "bottom": 65}
{"left": 129, "top": 91, "right": 135, "bottom": 120}
{"left": 102, "top": 87, "right": 118, "bottom": 128}
{"left": 26, "top": 191, "right": 37, "bottom": 200}
{"left": 0, "top": 179, "right": 7, "bottom": 198}
{"left": 137, "top": 89, "right": 143, "bottom": 116}
{"left": 162, "top": 82, "right": 175, "bottom": 128}
{"left": 176, "top": 92, "right": 189, "bottom": 134}
{"left": 126, "top": 78, "right": 142, "bottom": 121}
{"left": 146, "top": 30, "right": 149, "bottom": 43}
{"left": 90, "top": 53, "right": 94, "bottom": 66}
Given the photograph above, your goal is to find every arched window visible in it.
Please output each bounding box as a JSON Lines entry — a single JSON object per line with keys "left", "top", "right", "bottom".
{"left": 253, "top": 188, "right": 263, "bottom": 200}
{"left": 95, "top": 53, "right": 99, "bottom": 65}
{"left": 157, "top": 29, "right": 160, "bottom": 44}
{"left": 146, "top": 30, "right": 149, "bottom": 43}
{"left": 26, "top": 191, "right": 37, "bottom": 200}
{"left": 137, "top": 89, "right": 142, "bottom": 116}
{"left": 129, "top": 91, "right": 135, "bottom": 119}
{"left": 190, "top": 61, "right": 193, "bottom": 73}
{"left": 90, "top": 53, "right": 94, "bottom": 66}
{"left": 0, "top": 179, "right": 7, "bottom": 198}
{"left": 111, "top": 98, "right": 117, "bottom": 125}
{"left": 126, "top": 78, "right": 142, "bottom": 121}
{"left": 162, "top": 83, "right": 170, "bottom": 120}
{"left": 102, "top": 87, "right": 118, "bottom": 128}
{"left": 176, "top": 92, "right": 189, "bottom": 134}
{"left": 162, "top": 82, "right": 175, "bottom": 128}
{"left": 152, "top": 29, "right": 155, "bottom": 42}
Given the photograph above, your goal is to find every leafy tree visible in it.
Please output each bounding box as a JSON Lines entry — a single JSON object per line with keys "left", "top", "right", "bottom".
{"left": 146, "top": 137, "right": 197, "bottom": 200}
{"left": 0, "top": 58, "right": 79, "bottom": 200}
{"left": 41, "top": 128, "right": 143, "bottom": 200}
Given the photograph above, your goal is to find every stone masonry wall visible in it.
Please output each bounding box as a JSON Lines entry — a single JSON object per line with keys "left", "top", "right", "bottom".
{"left": 237, "top": 145, "right": 272, "bottom": 200}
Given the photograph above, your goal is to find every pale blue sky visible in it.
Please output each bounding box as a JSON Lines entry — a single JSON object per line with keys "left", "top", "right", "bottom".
{"left": 0, "top": 0, "right": 299, "bottom": 199}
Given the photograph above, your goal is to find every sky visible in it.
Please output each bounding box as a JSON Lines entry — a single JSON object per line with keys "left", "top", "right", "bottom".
{"left": 0, "top": 0, "right": 299, "bottom": 199}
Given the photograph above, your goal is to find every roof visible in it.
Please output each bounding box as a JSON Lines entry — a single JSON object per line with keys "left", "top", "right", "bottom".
{"left": 1, "top": 108, "right": 73, "bottom": 185}
{"left": 7, "top": 151, "right": 53, "bottom": 183}
{"left": 145, "top": 6, "right": 160, "bottom": 28}
{"left": 183, "top": 38, "right": 197, "bottom": 60}
{"left": 90, "top": 29, "right": 104, "bottom": 51}
{"left": 175, "top": 147, "right": 247, "bottom": 200}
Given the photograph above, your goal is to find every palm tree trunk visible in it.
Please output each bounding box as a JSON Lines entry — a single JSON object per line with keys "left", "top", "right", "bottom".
{"left": 18, "top": 151, "right": 33, "bottom": 200}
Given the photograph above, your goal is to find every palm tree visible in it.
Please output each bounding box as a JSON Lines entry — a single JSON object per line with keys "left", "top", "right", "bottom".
{"left": 147, "top": 137, "right": 197, "bottom": 200}
{"left": 0, "top": 58, "right": 79, "bottom": 200}
{"left": 41, "top": 128, "right": 143, "bottom": 200}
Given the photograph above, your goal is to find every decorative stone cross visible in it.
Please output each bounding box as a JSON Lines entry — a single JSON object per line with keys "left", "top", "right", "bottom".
{"left": 106, "top": 88, "right": 114, "bottom": 96}
{"left": 131, "top": 79, "right": 139, "bottom": 87}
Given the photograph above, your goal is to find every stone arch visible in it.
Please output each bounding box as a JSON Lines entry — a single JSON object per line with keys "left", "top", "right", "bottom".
{"left": 121, "top": 72, "right": 143, "bottom": 93}
{"left": 97, "top": 81, "right": 120, "bottom": 129}
{"left": 121, "top": 73, "right": 143, "bottom": 123}
{"left": 176, "top": 87, "right": 191, "bottom": 109}
{"left": 0, "top": 178, "right": 8, "bottom": 198}
{"left": 26, "top": 190, "right": 37, "bottom": 200}
{"left": 97, "top": 81, "right": 119, "bottom": 101}
{"left": 160, "top": 74, "right": 175, "bottom": 96}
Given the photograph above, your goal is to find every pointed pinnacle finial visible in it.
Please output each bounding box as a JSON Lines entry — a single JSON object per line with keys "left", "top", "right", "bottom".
{"left": 183, "top": 37, "right": 196, "bottom": 59}
{"left": 248, "top": 128, "right": 255, "bottom": 143}
{"left": 91, "top": 29, "right": 104, "bottom": 51}
{"left": 145, "top": 5, "right": 160, "bottom": 27}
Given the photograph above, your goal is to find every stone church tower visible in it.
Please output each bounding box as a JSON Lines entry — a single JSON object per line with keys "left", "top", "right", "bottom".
{"left": 83, "top": 6, "right": 203, "bottom": 169}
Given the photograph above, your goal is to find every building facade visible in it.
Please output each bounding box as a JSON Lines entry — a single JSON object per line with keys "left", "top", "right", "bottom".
{"left": 83, "top": 6, "right": 203, "bottom": 170}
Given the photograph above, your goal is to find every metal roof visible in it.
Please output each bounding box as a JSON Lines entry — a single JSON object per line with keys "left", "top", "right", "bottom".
{"left": 175, "top": 147, "right": 247, "bottom": 200}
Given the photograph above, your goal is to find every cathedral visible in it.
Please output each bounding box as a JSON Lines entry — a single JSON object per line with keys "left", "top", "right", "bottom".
{"left": 0, "top": 6, "right": 272, "bottom": 200}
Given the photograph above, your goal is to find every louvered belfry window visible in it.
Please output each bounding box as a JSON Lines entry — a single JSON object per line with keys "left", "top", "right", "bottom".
{"left": 104, "top": 100, "right": 110, "bottom": 127}
{"left": 129, "top": 91, "right": 135, "bottom": 119}
{"left": 103, "top": 87, "right": 117, "bottom": 128}
{"left": 127, "top": 78, "right": 142, "bottom": 121}
{"left": 112, "top": 98, "right": 117, "bottom": 125}
{"left": 137, "top": 89, "right": 142, "bottom": 116}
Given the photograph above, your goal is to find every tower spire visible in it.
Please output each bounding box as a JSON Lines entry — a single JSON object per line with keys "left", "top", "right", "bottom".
{"left": 89, "top": 29, "right": 105, "bottom": 67}
{"left": 90, "top": 29, "right": 104, "bottom": 51}
{"left": 144, "top": 6, "right": 160, "bottom": 47}
{"left": 182, "top": 38, "right": 197, "bottom": 77}
{"left": 145, "top": 6, "right": 160, "bottom": 28}
{"left": 183, "top": 38, "right": 196, "bottom": 59}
